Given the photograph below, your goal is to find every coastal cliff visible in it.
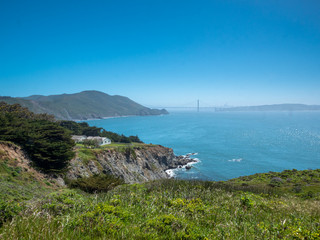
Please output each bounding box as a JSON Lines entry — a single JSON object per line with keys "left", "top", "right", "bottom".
{"left": 66, "top": 144, "right": 195, "bottom": 183}
{"left": 0, "top": 141, "right": 194, "bottom": 184}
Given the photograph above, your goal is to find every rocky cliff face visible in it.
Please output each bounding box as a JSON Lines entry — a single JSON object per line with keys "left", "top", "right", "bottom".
{"left": 66, "top": 145, "right": 194, "bottom": 183}
{"left": 0, "top": 141, "right": 194, "bottom": 184}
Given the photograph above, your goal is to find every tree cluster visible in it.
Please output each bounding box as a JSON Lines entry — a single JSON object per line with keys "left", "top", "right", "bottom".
{"left": 0, "top": 103, "right": 74, "bottom": 172}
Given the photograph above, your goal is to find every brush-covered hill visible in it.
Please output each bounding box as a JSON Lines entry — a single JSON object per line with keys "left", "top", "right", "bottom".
{"left": 0, "top": 90, "right": 168, "bottom": 120}
{"left": 1, "top": 142, "right": 320, "bottom": 240}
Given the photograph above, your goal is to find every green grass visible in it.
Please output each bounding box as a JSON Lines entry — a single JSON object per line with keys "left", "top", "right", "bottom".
{"left": 227, "top": 169, "right": 320, "bottom": 199}
{"left": 77, "top": 148, "right": 98, "bottom": 165}
{"left": 1, "top": 178, "right": 320, "bottom": 239}
{"left": 101, "top": 142, "right": 152, "bottom": 149}
{"left": 103, "top": 142, "right": 130, "bottom": 148}
{"left": 0, "top": 159, "right": 51, "bottom": 202}
{"left": 0, "top": 158, "right": 53, "bottom": 228}
{"left": 77, "top": 142, "right": 150, "bottom": 151}
{"left": 76, "top": 143, "right": 154, "bottom": 164}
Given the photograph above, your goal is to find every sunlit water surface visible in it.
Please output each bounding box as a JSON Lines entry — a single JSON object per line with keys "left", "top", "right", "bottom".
{"left": 86, "top": 111, "right": 320, "bottom": 181}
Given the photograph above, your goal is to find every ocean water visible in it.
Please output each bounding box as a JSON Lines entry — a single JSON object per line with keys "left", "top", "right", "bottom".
{"left": 86, "top": 111, "right": 320, "bottom": 181}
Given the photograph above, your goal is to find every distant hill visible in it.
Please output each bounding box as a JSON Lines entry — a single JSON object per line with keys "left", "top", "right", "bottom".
{"left": 216, "top": 104, "right": 320, "bottom": 112}
{"left": 0, "top": 90, "right": 168, "bottom": 120}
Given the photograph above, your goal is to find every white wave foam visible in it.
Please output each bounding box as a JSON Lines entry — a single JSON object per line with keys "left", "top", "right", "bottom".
{"left": 165, "top": 169, "right": 176, "bottom": 178}
{"left": 228, "top": 158, "right": 243, "bottom": 162}
{"left": 187, "top": 158, "right": 200, "bottom": 166}
{"left": 166, "top": 153, "right": 201, "bottom": 178}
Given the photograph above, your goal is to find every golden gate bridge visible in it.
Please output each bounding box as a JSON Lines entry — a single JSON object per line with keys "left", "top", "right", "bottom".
{"left": 152, "top": 100, "right": 218, "bottom": 111}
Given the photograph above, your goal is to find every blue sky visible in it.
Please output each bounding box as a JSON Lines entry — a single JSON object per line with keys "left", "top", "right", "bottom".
{"left": 0, "top": 0, "right": 320, "bottom": 107}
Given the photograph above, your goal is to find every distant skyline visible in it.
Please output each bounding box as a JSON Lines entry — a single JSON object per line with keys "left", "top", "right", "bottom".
{"left": 1, "top": 0, "right": 320, "bottom": 107}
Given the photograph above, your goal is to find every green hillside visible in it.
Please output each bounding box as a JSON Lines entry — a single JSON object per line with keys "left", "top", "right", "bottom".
{"left": 0, "top": 91, "right": 168, "bottom": 120}
{"left": 1, "top": 158, "right": 319, "bottom": 239}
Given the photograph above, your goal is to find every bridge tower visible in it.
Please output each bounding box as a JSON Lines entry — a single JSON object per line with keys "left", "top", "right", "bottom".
{"left": 197, "top": 99, "right": 200, "bottom": 112}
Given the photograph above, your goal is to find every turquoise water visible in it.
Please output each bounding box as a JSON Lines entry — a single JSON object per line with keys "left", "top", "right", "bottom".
{"left": 86, "top": 111, "right": 320, "bottom": 181}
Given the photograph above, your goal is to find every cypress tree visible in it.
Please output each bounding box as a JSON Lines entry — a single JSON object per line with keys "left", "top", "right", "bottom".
{"left": 0, "top": 102, "right": 74, "bottom": 172}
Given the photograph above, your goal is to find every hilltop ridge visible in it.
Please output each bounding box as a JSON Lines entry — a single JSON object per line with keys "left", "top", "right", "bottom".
{"left": 0, "top": 90, "right": 168, "bottom": 120}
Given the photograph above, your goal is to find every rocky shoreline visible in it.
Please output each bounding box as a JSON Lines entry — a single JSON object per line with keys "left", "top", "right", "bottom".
{"left": 165, "top": 153, "right": 199, "bottom": 178}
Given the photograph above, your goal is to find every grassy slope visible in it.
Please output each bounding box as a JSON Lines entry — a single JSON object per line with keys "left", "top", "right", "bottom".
{"left": 0, "top": 170, "right": 319, "bottom": 239}
{"left": 0, "top": 146, "right": 54, "bottom": 230}
{"left": 0, "top": 159, "right": 51, "bottom": 202}
{"left": 226, "top": 169, "right": 320, "bottom": 199}
{"left": 1, "top": 142, "right": 319, "bottom": 239}
{"left": 0, "top": 142, "right": 56, "bottom": 202}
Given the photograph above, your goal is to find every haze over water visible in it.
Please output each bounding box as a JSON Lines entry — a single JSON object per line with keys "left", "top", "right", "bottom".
{"left": 87, "top": 110, "right": 320, "bottom": 181}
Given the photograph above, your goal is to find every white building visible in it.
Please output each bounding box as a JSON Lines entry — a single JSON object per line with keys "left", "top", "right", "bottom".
{"left": 87, "top": 136, "right": 111, "bottom": 146}
{"left": 71, "top": 135, "right": 111, "bottom": 146}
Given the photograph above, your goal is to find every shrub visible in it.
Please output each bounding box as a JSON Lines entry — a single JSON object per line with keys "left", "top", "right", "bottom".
{"left": 302, "top": 191, "right": 314, "bottom": 199}
{"left": 292, "top": 184, "right": 302, "bottom": 193}
{"left": 67, "top": 174, "right": 124, "bottom": 193}
{"left": 41, "top": 189, "right": 84, "bottom": 215}
{"left": 0, "top": 199, "right": 23, "bottom": 227}
{"left": 68, "top": 203, "right": 129, "bottom": 237}
{"left": 269, "top": 177, "right": 283, "bottom": 187}
{"left": 82, "top": 139, "right": 100, "bottom": 148}
{"left": 145, "top": 214, "right": 182, "bottom": 233}
{"left": 240, "top": 194, "right": 254, "bottom": 209}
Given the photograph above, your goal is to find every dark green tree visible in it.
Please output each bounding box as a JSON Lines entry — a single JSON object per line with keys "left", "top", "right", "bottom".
{"left": 24, "top": 120, "right": 75, "bottom": 171}
{"left": 0, "top": 102, "right": 75, "bottom": 172}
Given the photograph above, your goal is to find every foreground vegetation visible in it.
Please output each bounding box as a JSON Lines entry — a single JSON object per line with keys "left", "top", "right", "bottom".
{"left": 1, "top": 168, "right": 320, "bottom": 239}
{"left": 227, "top": 169, "right": 320, "bottom": 199}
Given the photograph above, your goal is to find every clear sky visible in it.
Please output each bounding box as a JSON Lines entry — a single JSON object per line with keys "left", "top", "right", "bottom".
{"left": 1, "top": 0, "right": 320, "bottom": 107}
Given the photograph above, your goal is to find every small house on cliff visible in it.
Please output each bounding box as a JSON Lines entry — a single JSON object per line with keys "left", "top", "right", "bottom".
{"left": 71, "top": 135, "right": 111, "bottom": 146}
{"left": 87, "top": 136, "right": 111, "bottom": 145}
